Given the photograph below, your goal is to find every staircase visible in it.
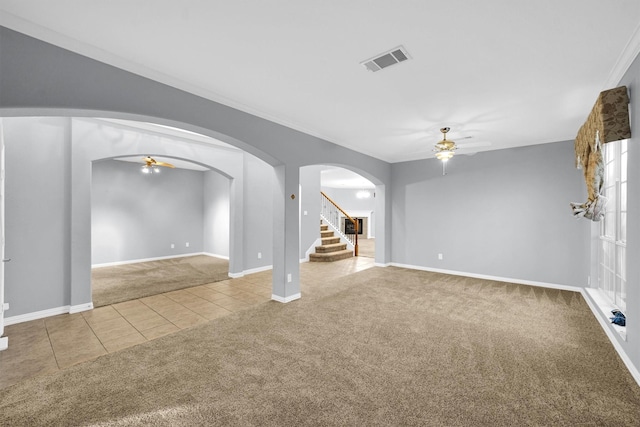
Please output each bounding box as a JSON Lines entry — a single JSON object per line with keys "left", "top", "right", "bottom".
{"left": 309, "top": 223, "right": 354, "bottom": 262}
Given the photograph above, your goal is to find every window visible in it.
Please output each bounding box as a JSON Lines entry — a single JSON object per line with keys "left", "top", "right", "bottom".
{"left": 597, "top": 139, "right": 627, "bottom": 312}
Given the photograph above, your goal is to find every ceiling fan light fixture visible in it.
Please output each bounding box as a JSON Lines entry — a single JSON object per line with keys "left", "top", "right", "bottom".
{"left": 140, "top": 156, "right": 174, "bottom": 174}
{"left": 141, "top": 164, "right": 160, "bottom": 174}
{"left": 433, "top": 127, "right": 457, "bottom": 162}
{"left": 435, "top": 150, "right": 454, "bottom": 162}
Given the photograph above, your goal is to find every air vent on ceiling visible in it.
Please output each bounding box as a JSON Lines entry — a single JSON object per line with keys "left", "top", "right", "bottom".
{"left": 360, "top": 46, "right": 411, "bottom": 72}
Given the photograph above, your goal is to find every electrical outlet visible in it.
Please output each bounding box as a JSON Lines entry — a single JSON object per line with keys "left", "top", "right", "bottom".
{"left": 287, "top": 273, "right": 292, "bottom": 283}
{"left": 186, "top": 242, "right": 189, "bottom": 248}
{"left": 171, "top": 243, "right": 175, "bottom": 249}
{"left": 258, "top": 252, "right": 262, "bottom": 259}
{"left": 438, "top": 253, "right": 443, "bottom": 260}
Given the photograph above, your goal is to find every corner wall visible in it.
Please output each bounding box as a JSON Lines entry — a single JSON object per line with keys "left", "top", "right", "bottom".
{"left": 390, "top": 140, "right": 590, "bottom": 287}
{"left": 203, "top": 170, "right": 230, "bottom": 258}
{"left": 92, "top": 159, "right": 205, "bottom": 264}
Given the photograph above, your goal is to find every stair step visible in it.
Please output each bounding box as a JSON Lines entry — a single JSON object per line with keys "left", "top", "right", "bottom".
{"left": 320, "top": 230, "right": 334, "bottom": 238}
{"left": 315, "top": 243, "right": 347, "bottom": 253}
{"left": 320, "top": 224, "right": 328, "bottom": 231}
{"left": 309, "top": 249, "right": 354, "bottom": 262}
{"left": 321, "top": 237, "right": 340, "bottom": 245}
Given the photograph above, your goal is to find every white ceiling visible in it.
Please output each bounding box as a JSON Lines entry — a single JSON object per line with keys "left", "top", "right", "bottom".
{"left": 1, "top": 1, "right": 639, "bottom": 163}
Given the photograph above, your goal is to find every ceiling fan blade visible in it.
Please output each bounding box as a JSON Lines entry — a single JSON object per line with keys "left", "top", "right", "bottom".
{"left": 456, "top": 141, "right": 492, "bottom": 150}
{"left": 154, "top": 161, "right": 175, "bottom": 168}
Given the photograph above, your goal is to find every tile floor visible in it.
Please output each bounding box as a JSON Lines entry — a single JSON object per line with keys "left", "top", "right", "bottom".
{"left": 0, "top": 256, "right": 374, "bottom": 390}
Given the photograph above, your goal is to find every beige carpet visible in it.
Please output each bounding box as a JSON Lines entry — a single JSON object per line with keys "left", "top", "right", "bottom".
{"left": 2, "top": 267, "right": 639, "bottom": 426}
{"left": 92, "top": 255, "right": 229, "bottom": 307}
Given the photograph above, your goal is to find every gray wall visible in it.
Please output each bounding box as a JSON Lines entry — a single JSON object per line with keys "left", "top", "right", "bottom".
{"left": 390, "top": 140, "right": 590, "bottom": 287}
{"left": 92, "top": 159, "right": 205, "bottom": 264}
{"left": 242, "top": 154, "right": 274, "bottom": 270}
{"left": 4, "top": 117, "right": 71, "bottom": 315}
{"left": 203, "top": 170, "right": 230, "bottom": 258}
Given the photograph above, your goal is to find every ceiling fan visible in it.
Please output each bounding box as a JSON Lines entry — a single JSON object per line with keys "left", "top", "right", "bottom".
{"left": 432, "top": 127, "right": 490, "bottom": 175}
{"left": 433, "top": 127, "right": 457, "bottom": 162}
{"left": 141, "top": 156, "right": 175, "bottom": 174}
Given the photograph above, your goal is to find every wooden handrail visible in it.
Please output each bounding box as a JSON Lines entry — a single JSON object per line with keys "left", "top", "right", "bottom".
{"left": 321, "top": 191, "right": 358, "bottom": 256}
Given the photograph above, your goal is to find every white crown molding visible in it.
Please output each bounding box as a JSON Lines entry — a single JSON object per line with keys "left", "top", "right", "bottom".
{"left": 604, "top": 21, "right": 640, "bottom": 88}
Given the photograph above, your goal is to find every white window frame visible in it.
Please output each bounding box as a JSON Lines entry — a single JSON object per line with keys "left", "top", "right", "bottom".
{"left": 597, "top": 138, "right": 627, "bottom": 313}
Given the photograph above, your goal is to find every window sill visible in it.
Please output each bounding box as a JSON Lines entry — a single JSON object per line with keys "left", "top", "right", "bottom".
{"left": 585, "top": 288, "right": 626, "bottom": 341}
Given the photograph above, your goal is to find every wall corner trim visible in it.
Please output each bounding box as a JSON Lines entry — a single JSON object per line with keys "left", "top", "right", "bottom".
{"left": 374, "top": 262, "right": 391, "bottom": 268}
{"left": 271, "top": 293, "right": 301, "bottom": 303}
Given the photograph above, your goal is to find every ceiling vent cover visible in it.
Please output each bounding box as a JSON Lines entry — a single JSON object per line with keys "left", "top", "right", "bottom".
{"left": 360, "top": 46, "right": 411, "bottom": 72}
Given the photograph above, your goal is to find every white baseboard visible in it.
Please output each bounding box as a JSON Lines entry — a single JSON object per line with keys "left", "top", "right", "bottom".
{"left": 374, "top": 262, "right": 391, "bottom": 267}
{"left": 5, "top": 305, "right": 70, "bottom": 325}
{"left": 69, "top": 302, "right": 94, "bottom": 314}
{"left": 230, "top": 265, "right": 273, "bottom": 279}
{"left": 581, "top": 289, "right": 640, "bottom": 387}
{"left": 4, "top": 302, "right": 95, "bottom": 326}
{"left": 202, "top": 252, "right": 229, "bottom": 260}
{"left": 390, "top": 263, "right": 583, "bottom": 292}
{"left": 0, "top": 336, "right": 7, "bottom": 351}
{"left": 92, "top": 252, "right": 209, "bottom": 268}
{"left": 271, "top": 293, "right": 301, "bottom": 303}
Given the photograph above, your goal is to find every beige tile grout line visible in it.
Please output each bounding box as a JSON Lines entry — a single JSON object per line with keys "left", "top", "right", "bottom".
{"left": 85, "top": 308, "right": 143, "bottom": 352}
{"left": 43, "top": 322, "right": 63, "bottom": 371}
{"left": 138, "top": 294, "right": 208, "bottom": 327}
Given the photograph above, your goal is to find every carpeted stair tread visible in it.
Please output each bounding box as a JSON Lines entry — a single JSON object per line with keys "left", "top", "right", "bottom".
{"left": 321, "top": 237, "right": 340, "bottom": 245}
{"left": 309, "top": 249, "right": 353, "bottom": 262}
{"left": 314, "top": 242, "right": 347, "bottom": 253}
